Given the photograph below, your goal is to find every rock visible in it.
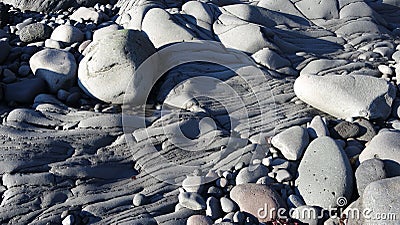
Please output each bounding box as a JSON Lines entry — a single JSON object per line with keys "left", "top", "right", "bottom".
{"left": 307, "top": 115, "right": 329, "bottom": 139}
{"left": 233, "top": 211, "right": 245, "bottom": 224}
{"left": 291, "top": 205, "right": 321, "bottom": 225}
{"left": 178, "top": 192, "right": 206, "bottom": 210}
{"left": 359, "top": 130, "right": 400, "bottom": 177}
{"left": 30, "top": 48, "right": 77, "bottom": 93}
{"left": 50, "top": 25, "right": 84, "bottom": 44}
{"left": 362, "top": 177, "right": 400, "bottom": 225}
{"left": 65, "top": 92, "right": 80, "bottom": 107}
{"left": 78, "top": 29, "right": 157, "bottom": 104}
{"left": 355, "top": 158, "right": 387, "bottom": 195}
{"left": 207, "top": 186, "right": 224, "bottom": 198}
{"left": 378, "top": 64, "right": 393, "bottom": 75}
{"left": 354, "top": 118, "right": 376, "bottom": 142}
{"left": 187, "top": 215, "right": 213, "bottom": 225}
{"left": 330, "top": 121, "right": 360, "bottom": 139}
{"left": 19, "top": 23, "right": 52, "bottom": 43}
{"left": 132, "top": 193, "right": 147, "bottom": 206}
{"left": 373, "top": 46, "right": 394, "bottom": 58}
{"left": 294, "top": 74, "right": 396, "bottom": 120}
{"left": 62, "top": 215, "right": 75, "bottom": 225}
{"left": 252, "top": 48, "right": 294, "bottom": 72}
{"left": 4, "top": 78, "right": 47, "bottom": 104}
{"left": 344, "top": 146, "right": 362, "bottom": 158}
{"left": 0, "top": 40, "right": 10, "bottom": 64}
{"left": 18, "top": 65, "right": 30, "bottom": 77}
{"left": 92, "top": 24, "right": 119, "bottom": 42}
{"left": 287, "top": 194, "right": 305, "bottom": 208}
{"left": 2, "top": 69, "right": 16, "bottom": 83}
{"left": 275, "top": 169, "right": 292, "bottom": 183}
{"left": 45, "top": 39, "right": 64, "bottom": 49}
{"left": 392, "top": 50, "right": 400, "bottom": 62}
{"left": 296, "top": 136, "right": 353, "bottom": 208}
{"left": 1, "top": 0, "right": 108, "bottom": 13}
{"left": 206, "top": 196, "right": 222, "bottom": 219}
{"left": 236, "top": 164, "right": 269, "bottom": 185}
{"left": 392, "top": 99, "right": 400, "bottom": 118}
{"left": 141, "top": 8, "right": 196, "bottom": 48}
{"left": 182, "top": 175, "right": 204, "bottom": 193}
{"left": 271, "top": 126, "right": 309, "bottom": 161}
{"left": 70, "top": 7, "right": 103, "bottom": 24}
{"left": 230, "top": 183, "right": 286, "bottom": 222}
{"left": 220, "top": 197, "right": 237, "bottom": 213}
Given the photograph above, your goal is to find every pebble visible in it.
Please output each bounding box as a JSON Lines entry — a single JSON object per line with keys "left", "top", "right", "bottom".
{"left": 216, "top": 178, "right": 228, "bottom": 188}
{"left": 344, "top": 146, "right": 362, "bottom": 158}
{"left": 30, "top": 48, "right": 77, "bottom": 93}
{"left": 2, "top": 69, "right": 17, "bottom": 83}
{"left": 45, "top": 39, "right": 64, "bottom": 49}
{"left": 235, "top": 164, "right": 269, "bottom": 185}
{"left": 66, "top": 92, "right": 81, "bottom": 107}
{"left": 373, "top": 46, "right": 394, "bottom": 58}
{"left": 275, "top": 169, "right": 292, "bottom": 183}
{"left": 271, "top": 126, "right": 309, "bottom": 161}
{"left": 359, "top": 130, "right": 400, "bottom": 177}
{"left": 256, "top": 176, "right": 274, "bottom": 185}
{"left": 355, "top": 158, "right": 387, "bottom": 195}
{"left": 62, "top": 215, "right": 75, "bottom": 225}
{"left": 19, "top": 23, "right": 52, "bottom": 43}
{"left": 230, "top": 183, "right": 286, "bottom": 222}
{"left": 132, "top": 193, "right": 147, "bottom": 206}
{"left": 18, "top": 65, "right": 30, "bottom": 77}
{"left": 294, "top": 74, "right": 396, "bottom": 120}
{"left": 220, "top": 197, "right": 237, "bottom": 213}
{"left": 354, "top": 118, "right": 376, "bottom": 142}
{"left": 287, "top": 194, "right": 305, "bottom": 208}
{"left": 206, "top": 196, "right": 222, "bottom": 219}
{"left": 378, "top": 64, "right": 393, "bottom": 75}
{"left": 57, "top": 89, "right": 70, "bottom": 101}
{"left": 50, "top": 25, "right": 84, "bottom": 44}
{"left": 296, "top": 136, "right": 353, "bottom": 208}
{"left": 391, "top": 50, "right": 400, "bottom": 62}
{"left": 307, "top": 115, "right": 329, "bottom": 139}
{"left": 187, "top": 215, "right": 213, "bottom": 225}
{"left": 233, "top": 211, "right": 245, "bottom": 224}
{"left": 182, "top": 175, "right": 204, "bottom": 193}
{"left": 330, "top": 121, "right": 360, "bottom": 139}
{"left": 70, "top": 7, "right": 103, "bottom": 24}
{"left": 391, "top": 99, "right": 400, "bottom": 118}
{"left": 178, "top": 192, "right": 206, "bottom": 210}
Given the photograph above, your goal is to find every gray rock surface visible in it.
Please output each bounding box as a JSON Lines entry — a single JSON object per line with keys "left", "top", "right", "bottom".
{"left": 271, "top": 125, "right": 309, "bottom": 161}
{"left": 296, "top": 136, "right": 353, "bottom": 208}
{"left": 362, "top": 177, "right": 400, "bottom": 225}
{"left": 78, "top": 29, "right": 156, "bottom": 104}
{"left": 307, "top": 115, "right": 329, "bottom": 139}
{"left": 294, "top": 74, "right": 396, "bottom": 120}
{"left": 355, "top": 158, "right": 387, "bottom": 195}
{"left": 235, "top": 164, "right": 269, "bottom": 185}
{"left": 19, "top": 23, "right": 52, "bottom": 43}
{"left": 70, "top": 7, "right": 103, "bottom": 24}
{"left": 230, "top": 183, "right": 286, "bottom": 222}
{"left": 1, "top": 0, "right": 107, "bottom": 13}
{"left": 30, "top": 48, "right": 77, "bottom": 93}
{"left": 50, "top": 25, "right": 84, "bottom": 44}
{"left": 359, "top": 130, "right": 400, "bottom": 177}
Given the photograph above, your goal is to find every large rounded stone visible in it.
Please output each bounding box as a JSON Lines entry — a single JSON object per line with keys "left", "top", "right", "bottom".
{"left": 362, "top": 177, "right": 400, "bottom": 225}
{"left": 359, "top": 130, "right": 400, "bottom": 177}
{"left": 296, "top": 136, "right": 353, "bottom": 208}
{"left": 230, "top": 183, "right": 286, "bottom": 222}
{"left": 19, "top": 23, "right": 52, "bottom": 43}
{"left": 78, "top": 29, "right": 157, "bottom": 104}
{"left": 30, "top": 49, "right": 77, "bottom": 93}
{"left": 50, "top": 25, "right": 84, "bottom": 44}
{"left": 187, "top": 215, "right": 213, "bottom": 225}
{"left": 294, "top": 74, "right": 396, "bottom": 120}
{"left": 271, "top": 125, "right": 309, "bottom": 161}
{"left": 355, "top": 158, "right": 387, "bottom": 195}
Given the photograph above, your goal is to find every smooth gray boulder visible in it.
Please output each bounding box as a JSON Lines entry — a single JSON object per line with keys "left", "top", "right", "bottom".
{"left": 78, "top": 29, "right": 157, "bottom": 104}
{"left": 271, "top": 125, "right": 309, "bottom": 161}
{"left": 141, "top": 8, "right": 197, "bottom": 48}
{"left": 30, "top": 48, "right": 77, "bottom": 93}
{"left": 362, "top": 177, "right": 400, "bottom": 225}
{"left": 50, "top": 25, "right": 84, "bottom": 44}
{"left": 294, "top": 74, "right": 396, "bottom": 120}
{"left": 355, "top": 158, "right": 387, "bottom": 195}
{"left": 296, "top": 136, "right": 353, "bottom": 208}
{"left": 359, "top": 130, "right": 400, "bottom": 177}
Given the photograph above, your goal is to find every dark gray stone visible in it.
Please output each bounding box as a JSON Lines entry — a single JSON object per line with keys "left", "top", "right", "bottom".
{"left": 19, "top": 23, "right": 52, "bottom": 43}
{"left": 355, "top": 158, "right": 387, "bottom": 195}
{"left": 4, "top": 78, "right": 47, "bottom": 104}
{"left": 330, "top": 121, "right": 360, "bottom": 139}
